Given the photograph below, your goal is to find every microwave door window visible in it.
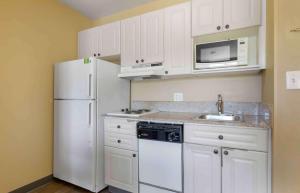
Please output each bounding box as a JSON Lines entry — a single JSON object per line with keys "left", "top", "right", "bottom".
{"left": 200, "top": 46, "right": 230, "bottom": 63}
{"left": 196, "top": 40, "right": 238, "bottom": 64}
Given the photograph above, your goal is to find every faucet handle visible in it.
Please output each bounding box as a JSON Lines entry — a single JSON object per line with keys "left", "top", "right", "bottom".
{"left": 217, "top": 94, "right": 222, "bottom": 100}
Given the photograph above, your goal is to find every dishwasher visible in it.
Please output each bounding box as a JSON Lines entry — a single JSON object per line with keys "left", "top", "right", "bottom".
{"left": 137, "top": 121, "right": 183, "bottom": 193}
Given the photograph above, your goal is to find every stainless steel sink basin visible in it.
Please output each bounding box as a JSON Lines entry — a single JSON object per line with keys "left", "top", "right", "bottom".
{"left": 195, "top": 114, "right": 243, "bottom": 122}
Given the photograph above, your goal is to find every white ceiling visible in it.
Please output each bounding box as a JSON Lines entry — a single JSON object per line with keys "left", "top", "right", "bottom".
{"left": 60, "top": 0, "right": 154, "bottom": 20}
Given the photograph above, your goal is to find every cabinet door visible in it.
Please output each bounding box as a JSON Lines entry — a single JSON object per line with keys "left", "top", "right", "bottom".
{"left": 184, "top": 144, "right": 221, "bottom": 193}
{"left": 140, "top": 9, "right": 164, "bottom": 64}
{"left": 192, "top": 0, "right": 223, "bottom": 36}
{"left": 223, "top": 0, "right": 261, "bottom": 31}
{"left": 164, "top": 2, "right": 192, "bottom": 75}
{"left": 222, "top": 149, "right": 267, "bottom": 193}
{"left": 78, "top": 28, "right": 98, "bottom": 58}
{"left": 99, "top": 21, "right": 120, "bottom": 57}
{"left": 121, "top": 16, "right": 141, "bottom": 69}
{"left": 105, "top": 146, "right": 138, "bottom": 193}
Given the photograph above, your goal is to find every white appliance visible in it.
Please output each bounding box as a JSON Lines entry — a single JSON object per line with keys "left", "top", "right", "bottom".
{"left": 195, "top": 37, "right": 250, "bottom": 69}
{"left": 53, "top": 57, "right": 130, "bottom": 192}
{"left": 137, "top": 122, "right": 183, "bottom": 193}
{"left": 118, "top": 63, "right": 165, "bottom": 79}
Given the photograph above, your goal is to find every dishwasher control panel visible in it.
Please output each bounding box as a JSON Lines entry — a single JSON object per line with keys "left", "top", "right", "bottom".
{"left": 137, "top": 121, "right": 183, "bottom": 143}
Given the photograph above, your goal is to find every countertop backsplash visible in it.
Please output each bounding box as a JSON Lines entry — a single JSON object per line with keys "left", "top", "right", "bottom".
{"left": 131, "top": 101, "right": 271, "bottom": 117}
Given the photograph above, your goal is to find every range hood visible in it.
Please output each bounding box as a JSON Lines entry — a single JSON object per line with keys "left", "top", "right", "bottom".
{"left": 118, "top": 69, "right": 165, "bottom": 80}
{"left": 118, "top": 64, "right": 165, "bottom": 80}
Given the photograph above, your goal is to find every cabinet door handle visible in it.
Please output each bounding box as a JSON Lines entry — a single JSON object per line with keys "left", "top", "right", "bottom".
{"left": 213, "top": 149, "right": 219, "bottom": 154}
{"left": 93, "top": 53, "right": 96, "bottom": 57}
{"left": 165, "top": 71, "right": 169, "bottom": 75}
{"left": 136, "top": 60, "right": 139, "bottom": 63}
{"left": 98, "top": 53, "right": 101, "bottom": 57}
{"left": 117, "top": 125, "right": 121, "bottom": 129}
{"left": 217, "top": 26, "right": 221, "bottom": 30}
{"left": 117, "top": 139, "right": 121, "bottom": 143}
{"left": 218, "top": 135, "right": 224, "bottom": 140}
{"left": 224, "top": 150, "right": 229, "bottom": 155}
{"left": 225, "top": 24, "right": 230, "bottom": 29}
{"left": 141, "top": 59, "right": 144, "bottom": 63}
{"left": 133, "top": 154, "right": 136, "bottom": 157}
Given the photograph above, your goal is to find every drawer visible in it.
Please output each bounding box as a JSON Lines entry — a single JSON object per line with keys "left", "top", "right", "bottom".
{"left": 184, "top": 123, "right": 269, "bottom": 152}
{"left": 105, "top": 132, "right": 138, "bottom": 151}
{"left": 104, "top": 117, "right": 137, "bottom": 136}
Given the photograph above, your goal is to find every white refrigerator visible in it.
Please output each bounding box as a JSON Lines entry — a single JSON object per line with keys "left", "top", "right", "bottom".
{"left": 53, "top": 58, "right": 130, "bottom": 192}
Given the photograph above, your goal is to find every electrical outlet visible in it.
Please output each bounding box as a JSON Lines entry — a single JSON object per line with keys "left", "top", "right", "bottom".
{"left": 286, "top": 71, "right": 300, "bottom": 89}
{"left": 173, "top": 93, "right": 184, "bottom": 102}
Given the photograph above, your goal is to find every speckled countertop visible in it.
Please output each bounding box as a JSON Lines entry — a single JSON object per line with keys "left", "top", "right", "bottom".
{"left": 133, "top": 112, "right": 271, "bottom": 130}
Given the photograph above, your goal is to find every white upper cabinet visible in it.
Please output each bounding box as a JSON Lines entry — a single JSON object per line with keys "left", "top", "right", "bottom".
{"left": 121, "top": 16, "right": 141, "bottom": 68}
{"left": 192, "top": 0, "right": 223, "bottom": 36}
{"left": 164, "top": 2, "right": 193, "bottom": 75}
{"left": 184, "top": 144, "right": 221, "bottom": 193}
{"left": 140, "top": 9, "right": 164, "bottom": 65}
{"left": 223, "top": 0, "right": 261, "bottom": 31}
{"left": 222, "top": 149, "right": 268, "bottom": 193}
{"left": 192, "top": 0, "right": 261, "bottom": 36}
{"left": 78, "top": 27, "right": 99, "bottom": 58}
{"left": 99, "top": 21, "right": 121, "bottom": 57}
{"left": 78, "top": 29, "right": 91, "bottom": 59}
{"left": 78, "top": 22, "right": 120, "bottom": 59}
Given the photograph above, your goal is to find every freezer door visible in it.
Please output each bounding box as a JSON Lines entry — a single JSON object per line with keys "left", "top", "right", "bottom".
{"left": 54, "top": 100, "right": 96, "bottom": 191}
{"left": 54, "top": 58, "right": 96, "bottom": 99}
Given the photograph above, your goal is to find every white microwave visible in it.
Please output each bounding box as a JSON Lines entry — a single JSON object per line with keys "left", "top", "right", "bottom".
{"left": 194, "top": 37, "right": 249, "bottom": 70}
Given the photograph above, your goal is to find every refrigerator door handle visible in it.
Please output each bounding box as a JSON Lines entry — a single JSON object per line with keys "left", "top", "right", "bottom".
{"left": 88, "top": 74, "right": 92, "bottom": 97}
{"left": 88, "top": 102, "right": 92, "bottom": 127}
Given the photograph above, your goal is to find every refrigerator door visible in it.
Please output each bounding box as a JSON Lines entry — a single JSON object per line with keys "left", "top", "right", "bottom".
{"left": 54, "top": 100, "right": 97, "bottom": 191}
{"left": 54, "top": 58, "right": 97, "bottom": 99}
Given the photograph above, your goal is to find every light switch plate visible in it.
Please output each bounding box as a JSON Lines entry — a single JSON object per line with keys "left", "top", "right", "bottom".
{"left": 173, "top": 93, "right": 184, "bottom": 102}
{"left": 286, "top": 71, "right": 300, "bottom": 89}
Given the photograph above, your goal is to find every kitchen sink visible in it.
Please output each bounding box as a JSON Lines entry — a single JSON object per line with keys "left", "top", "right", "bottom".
{"left": 195, "top": 114, "right": 243, "bottom": 122}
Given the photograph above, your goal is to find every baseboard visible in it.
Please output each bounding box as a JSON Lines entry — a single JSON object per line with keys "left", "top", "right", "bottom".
{"left": 9, "top": 175, "right": 53, "bottom": 193}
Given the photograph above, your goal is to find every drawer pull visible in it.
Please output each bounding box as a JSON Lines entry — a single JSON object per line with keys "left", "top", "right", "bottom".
{"left": 117, "top": 125, "right": 121, "bottom": 129}
{"left": 213, "top": 149, "right": 219, "bottom": 154}
{"left": 218, "top": 135, "right": 224, "bottom": 140}
{"left": 133, "top": 154, "right": 136, "bottom": 157}
{"left": 224, "top": 151, "right": 229, "bottom": 155}
{"left": 117, "top": 139, "right": 121, "bottom": 143}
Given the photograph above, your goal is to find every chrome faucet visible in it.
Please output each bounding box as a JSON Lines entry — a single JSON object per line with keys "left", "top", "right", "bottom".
{"left": 216, "top": 94, "right": 224, "bottom": 115}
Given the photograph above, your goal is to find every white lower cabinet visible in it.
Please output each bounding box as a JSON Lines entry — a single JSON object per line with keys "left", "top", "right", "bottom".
{"left": 104, "top": 146, "right": 138, "bottom": 193}
{"left": 222, "top": 148, "right": 267, "bottom": 193}
{"left": 184, "top": 144, "right": 268, "bottom": 193}
{"left": 184, "top": 144, "right": 221, "bottom": 193}
{"left": 104, "top": 117, "right": 138, "bottom": 193}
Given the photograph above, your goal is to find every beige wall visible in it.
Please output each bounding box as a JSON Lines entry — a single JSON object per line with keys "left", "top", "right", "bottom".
{"left": 273, "top": 0, "right": 300, "bottom": 193}
{"left": 132, "top": 75, "right": 262, "bottom": 102}
{"left": 262, "top": 0, "right": 274, "bottom": 110}
{"left": 0, "top": 0, "right": 92, "bottom": 192}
